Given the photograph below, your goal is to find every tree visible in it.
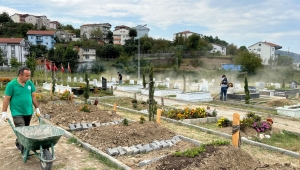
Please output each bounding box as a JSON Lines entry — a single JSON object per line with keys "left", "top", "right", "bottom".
{"left": 25, "top": 53, "right": 37, "bottom": 78}
{"left": 275, "top": 55, "right": 293, "bottom": 66}
{"left": 63, "top": 24, "right": 74, "bottom": 30}
{"left": 226, "top": 43, "right": 239, "bottom": 55}
{"left": 187, "top": 34, "right": 200, "bottom": 51}
{"left": 129, "top": 28, "right": 137, "bottom": 40}
{"left": 234, "top": 51, "right": 263, "bottom": 74}
{"left": 40, "top": 25, "right": 47, "bottom": 30}
{"left": 10, "top": 57, "right": 22, "bottom": 69}
{"left": 238, "top": 46, "right": 248, "bottom": 52}
{"left": 107, "top": 31, "right": 114, "bottom": 44}
{"left": 103, "top": 44, "right": 120, "bottom": 58}
{"left": 0, "top": 48, "right": 4, "bottom": 65}
{"left": 0, "top": 12, "right": 13, "bottom": 23}
{"left": 90, "top": 61, "right": 106, "bottom": 74}
{"left": 90, "top": 28, "right": 103, "bottom": 41}
{"left": 63, "top": 47, "right": 78, "bottom": 72}
{"left": 83, "top": 72, "right": 90, "bottom": 103}
{"left": 29, "top": 44, "right": 48, "bottom": 58}
{"left": 244, "top": 75, "right": 250, "bottom": 104}
{"left": 20, "top": 23, "right": 34, "bottom": 37}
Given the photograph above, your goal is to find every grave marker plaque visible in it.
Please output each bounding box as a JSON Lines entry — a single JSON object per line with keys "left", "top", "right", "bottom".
{"left": 102, "top": 77, "right": 107, "bottom": 90}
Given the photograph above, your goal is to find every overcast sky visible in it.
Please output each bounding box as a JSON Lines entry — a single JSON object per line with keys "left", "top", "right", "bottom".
{"left": 1, "top": 0, "right": 299, "bottom": 53}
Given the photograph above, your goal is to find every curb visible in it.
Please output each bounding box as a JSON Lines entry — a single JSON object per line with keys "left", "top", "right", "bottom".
{"left": 99, "top": 102, "right": 300, "bottom": 159}
{"left": 40, "top": 118, "right": 132, "bottom": 170}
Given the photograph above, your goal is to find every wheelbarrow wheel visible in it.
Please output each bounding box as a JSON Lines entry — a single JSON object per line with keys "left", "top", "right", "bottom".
{"left": 40, "top": 149, "right": 53, "bottom": 170}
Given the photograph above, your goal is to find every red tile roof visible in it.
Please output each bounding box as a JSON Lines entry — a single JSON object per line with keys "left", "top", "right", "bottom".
{"left": 263, "top": 41, "right": 281, "bottom": 47}
{"left": 0, "top": 38, "right": 24, "bottom": 44}
{"left": 27, "top": 30, "right": 55, "bottom": 35}
{"left": 177, "top": 30, "right": 194, "bottom": 34}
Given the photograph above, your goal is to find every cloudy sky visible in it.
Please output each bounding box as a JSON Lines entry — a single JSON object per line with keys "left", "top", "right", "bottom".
{"left": 1, "top": 0, "right": 299, "bottom": 53}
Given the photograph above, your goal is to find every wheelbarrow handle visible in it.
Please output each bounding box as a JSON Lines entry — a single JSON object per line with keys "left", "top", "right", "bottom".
{"left": 6, "top": 118, "right": 16, "bottom": 134}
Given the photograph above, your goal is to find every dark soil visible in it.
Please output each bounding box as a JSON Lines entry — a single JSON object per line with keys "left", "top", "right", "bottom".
{"left": 39, "top": 100, "right": 121, "bottom": 129}
{"left": 150, "top": 145, "right": 300, "bottom": 170}
{"left": 74, "top": 121, "right": 176, "bottom": 151}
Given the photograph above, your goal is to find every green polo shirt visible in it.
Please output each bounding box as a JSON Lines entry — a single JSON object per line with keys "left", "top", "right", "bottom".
{"left": 4, "top": 78, "right": 36, "bottom": 116}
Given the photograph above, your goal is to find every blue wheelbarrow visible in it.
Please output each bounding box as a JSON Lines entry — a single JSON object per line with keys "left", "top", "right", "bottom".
{"left": 6, "top": 117, "right": 64, "bottom": 170}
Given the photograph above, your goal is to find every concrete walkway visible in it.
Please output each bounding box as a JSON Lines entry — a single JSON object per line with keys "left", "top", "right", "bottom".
{"left": 112, "top": 90, "right": 300, "bottom": 134}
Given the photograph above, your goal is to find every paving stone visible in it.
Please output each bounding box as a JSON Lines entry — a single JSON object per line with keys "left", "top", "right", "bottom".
{"left": 95, "top": 122, "right": 101, "bottom": 127}
{"left": 114, "top": 120, "right": 119, "bottom": 124}
{"left": 153, "top": 140, "right": 163, "bottom": 148}
{"left": 171, "top": 138, "right": 178, "bottom": 144}
{"left": 118, "top": 119, "right": 124, "bottom": 123}
{"left": 101, "top": 123, "right": 106, "bottom": 126}
{"left": 173, "top": 136, "right": 181, "bottom": 141}
{"left": 87, "top": 123, "right": 93, "bottom": 128}
{"left": 129, "top": 145, "right": 140, "bottom": 154}
{"left": 116, "top": 146, "right": 126, "bottom": 156}
{"left": 75, "top": 123, "right": 82, "bottom": 130}
{"left": 165, "top": 140, "right": 174, "bottom": 147}
{"left": 159, "top": 140, "right": 169, "bottom": 148}
{"left": 139, "top": 159, "right": 152, "bottom": 167}
{"left": 69, "top": 124, "right": 76, "bottom": 131}
{"left": 123, "top": 146, "right": 133, "bottom": 155}
{"left": 143, "top": 144, "right": 153, "bottom": 153}
{"left": 109, "top": 122, "right": 116, "bottom": 125}
{"left": 149, "top": 143, "right": 160, "bottom": 150}
{"left": 81, "top": 123, "right": 89, "bottom": 130}
{"left": 135, "top": 144, "right": 146, "bottom": 153}
{"left": 107, "top": 148, "right": 119, "bottom": 156}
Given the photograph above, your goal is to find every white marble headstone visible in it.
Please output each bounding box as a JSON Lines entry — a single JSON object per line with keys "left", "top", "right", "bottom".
{"left": 174, "top": 83, "right": 181, "bottom": 89}
{"left": 129, "top": 80, "right": 135, "bottom": 84}
{"left": 73, "top": 77, "right": 77, "bottom": 82}
{"left": 93, "top": 79, "right": 97, "bottom": 86}
{"left": 112, "top": 78, "right": 116, "bottom": 83}
{"left": 68, "top": 77, "right": 71, "bottom": 82}
{"left": 79, "top": 77, "right": 83, "bottom": 83}
{"left": 166, "top": 78, "right": 170, "bottom": 82}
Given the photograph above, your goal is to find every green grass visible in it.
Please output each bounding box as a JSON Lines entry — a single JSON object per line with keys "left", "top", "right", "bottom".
{"left": 67, "top": 137, "right": 78, "bottom": 144}
{"left": 52, "top": 164, "right": 66, "bottom": 170}
{"left": 259, "top": 130, "right": 300, "bottom": 152}
{"left": 88, "top": 151, "right": 124, "bottom": 170}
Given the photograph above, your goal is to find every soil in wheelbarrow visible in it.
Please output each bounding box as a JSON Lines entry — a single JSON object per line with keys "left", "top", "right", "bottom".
{"left": 39, "top": 100, "right": 121, "bottom": 129}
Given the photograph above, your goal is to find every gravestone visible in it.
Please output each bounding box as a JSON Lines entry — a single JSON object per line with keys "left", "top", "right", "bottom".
{"left": 129, "top": 80, "right": 135, "bottom": 84}
{"left": 67, "top": 77, "right": 71, "bottom": 82}
{"left": 79, "top": 77, "right": 83, "bottom": 83}
{"left": 259, "top": 82, "right": 265, "bottom": 89}
{"left": 166, "top": 78, "right": 170, "bottom": 82}
{"left": 112, "top": 78, "right": 116, "bottom": 83}
{"left": 93, "top": 79, "right": 97, "bottom": 86}
{"left": 74, "top": 77, "right": 77, "bottom": 82}
{"left": 102, "top": 77, "right": 107, "bottom": 90}
{"left": 248, "top": 86, "right": 258, "bottom": 93}
{"left": 173, "top": 83, "right": 181, "bottom": 89}
{"left": 290, "top": 81, "right": 297, "bottom": 89}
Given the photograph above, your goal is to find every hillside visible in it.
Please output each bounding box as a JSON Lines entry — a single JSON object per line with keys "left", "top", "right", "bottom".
{"left": 277, "top": 50, "right": 300, "bottom": 63}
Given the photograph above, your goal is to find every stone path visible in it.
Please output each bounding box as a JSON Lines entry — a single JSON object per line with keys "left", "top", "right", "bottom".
{"left": 112, "top": 90, "right": 300, "bottom": 134}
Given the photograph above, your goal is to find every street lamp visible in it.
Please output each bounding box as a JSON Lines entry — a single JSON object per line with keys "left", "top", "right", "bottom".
{"left": 138, "top": 24, "right": 147, "bottom": 80}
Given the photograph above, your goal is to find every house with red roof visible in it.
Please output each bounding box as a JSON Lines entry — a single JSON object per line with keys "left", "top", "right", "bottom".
{"left": 0, "top": 38, "right": 30, "bottom": 66}
{"left": 27, "top": 30, "right": 56, "bottom": 49}
{"left": 248, "top": 41, "right": 282, "bottom": 65}
{"left": 173, "top": 30, "right": 202, "bottom": 40}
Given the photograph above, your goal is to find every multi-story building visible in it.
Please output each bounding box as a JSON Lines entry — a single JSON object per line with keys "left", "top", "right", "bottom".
{"left": 27, "top": 30, "right": 56, "bottom": 49}
{"left": 10, "top": 13, "right": 29, "bottom": 23}
{"left": 56, "top": 30, "right": 76, "bottom": 42}
{"left": 80, "top": 23, "right": 111, "bottom": 43}
{"left": 0, "top": 38, "right": 30, "bottom": 66}
{"left": 49, "top": 21, "right": 60, "bottom": 30}
{"left": 173, "top": 30, "right": 202, "bottom": 40}
{"left": 248, "top": 41, "right": 282, "bottom": 65}
{"left": 113, "top": 25, "right": 131, "bottom": 45}
{"left": 73, "top": 46, "right": 96, "bottom": 71}
{"left": 132, "top": 25, "right": 150, "bottom": 39}
{"left": 11, "top": 13, "right": 50, "bottom": 29}
{"left": 210, "top": 43, "right": 226, "bottom": 55}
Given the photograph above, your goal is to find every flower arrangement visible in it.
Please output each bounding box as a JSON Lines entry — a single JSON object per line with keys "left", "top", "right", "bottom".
{"left": 217, "top": 117, "right": 232, "bottom": 128}
{"left": 35, "top": 93, "right": 44, "bottom": 101}
{"left": 79, "top": 103, "right": 90, "bottom": 112}
{"left": 0, "top": 77, "right": 12, "bottom": 83}
{"left": 59, "top": 90, "right": 71, "bottom": 100}
{"left": 161, "top": 107, "right": 207, "bottom": 120}
{"left": 252, "top": 121, "right": 271, "bottom": 132}
{"left": 79, "top": 84, "right": 85, "bottom": 89}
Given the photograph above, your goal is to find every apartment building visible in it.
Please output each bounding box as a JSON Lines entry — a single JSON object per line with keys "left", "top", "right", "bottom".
{"left": 80, "top": 23, "right": 111, "bottom": 43}
{"left": 27, "top": 30, "right": 56, "bottom": 49}
{"left": 113, "top": 25, "right": 131, "bottom": 45}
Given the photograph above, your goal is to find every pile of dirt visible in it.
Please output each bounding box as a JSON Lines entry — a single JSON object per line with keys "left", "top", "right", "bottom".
{"left": 148, "top": 145, "right": 299, "bottom": 170}
{"left": 267, "top": 99, "right": 296, "bottom": 107}
{"left": 74, "top": 121, "right": 176, "bottom": 151}
{"left": 39, "top": 100, "right": 121, "bottom": 128}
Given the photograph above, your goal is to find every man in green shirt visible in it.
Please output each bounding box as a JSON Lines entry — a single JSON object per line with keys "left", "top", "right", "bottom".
{"left": 1, "top": 67, "right": 41, "bottom": 153}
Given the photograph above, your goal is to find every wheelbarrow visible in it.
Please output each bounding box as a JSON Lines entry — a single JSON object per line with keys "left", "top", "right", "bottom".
{"left": 6, "top": 117, "right": 64, "bottom": 170}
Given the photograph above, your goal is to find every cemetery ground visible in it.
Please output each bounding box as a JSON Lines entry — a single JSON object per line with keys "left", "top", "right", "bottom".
{"left": 2, "top": 92, "right": 300, "bottom": 170}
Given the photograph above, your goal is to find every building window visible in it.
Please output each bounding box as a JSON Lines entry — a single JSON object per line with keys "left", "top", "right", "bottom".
{"left": 259, "top": 44, "right": 261, "bottom": 46}
{"left": 257, "top": 48, "right": 261, "bottom": 51}
{"left": 85, "top": 55, "right": 89, "bottom": 59}
{"left": 11, "top": 45, "right": 15, "bottom": 50}
{"left": 272, "top": 48, "right": 274, "bottom": 51}
{"left": 46, "top": 42, "right": 48, "bottom": 45}
{"left": 45, "top": 36, "right": 48, "bottom": 39}
{"left": 31, "top": 36, "right": 33, "bottom": 39}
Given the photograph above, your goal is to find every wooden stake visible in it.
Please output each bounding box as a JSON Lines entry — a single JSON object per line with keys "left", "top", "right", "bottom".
{"left": 113, "top": 103, "right": 117, "bottom": 113}
{"left": 232, "top": 113, "right": 240, "bottom": 147}
{"left": 156, "top": 109, "right": 161, "bottom": 124}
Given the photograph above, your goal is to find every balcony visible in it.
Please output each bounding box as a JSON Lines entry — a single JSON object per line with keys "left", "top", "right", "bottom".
{"left": 82, "top": 51, "right": 96, "bottom": 55}
{"left": 36, "top": 38, "right": 43, "bottom": 42}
